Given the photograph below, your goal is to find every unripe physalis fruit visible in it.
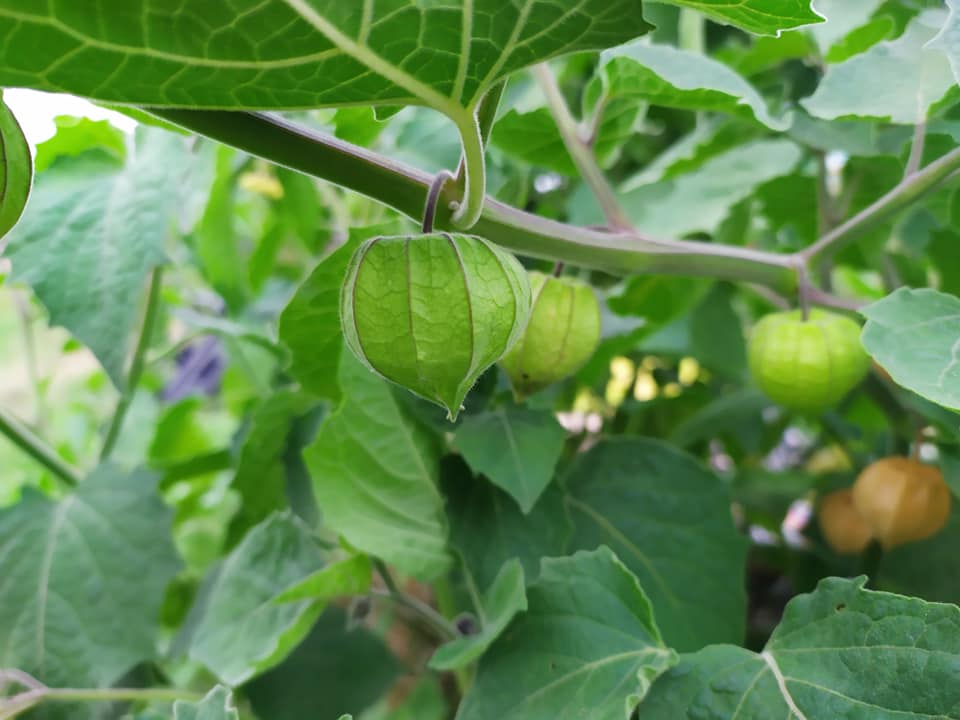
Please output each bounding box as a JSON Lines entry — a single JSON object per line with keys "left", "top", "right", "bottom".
{"left": 498, "top": 272, "right": 601, "bottom": 398}
{"left": 747, "top": 309, "right": 869, "bottom": 414}
{"left": 817, "top": 489, "right": 873, "bottom": 554}
{"left": 341, "top": 233, "right": 531, "bottom": 420}
{"left": 852, "top": 457, "right": 951, "bottom": 549}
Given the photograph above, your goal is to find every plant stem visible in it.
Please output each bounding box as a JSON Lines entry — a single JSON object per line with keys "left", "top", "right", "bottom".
{"left": 373, "top": 560, "right": 457, "bottom": 641}
{"left": 801, "top": 144, "right": 960, "bottom": 265}
{"left": 13, "top": 292, "right": 44, "bottom": 431}
{"left": 678, "top": 8, "right": 706, "bottom": 54}
{"left": 532, "top": 63, "right": 633, "bottom": 231}
{"left": 148, "top": 109, "right": 800, "bottom": 291}
{"left": 450, "top": 110, "right": 486, "bottom": 229}
{"left": 0, "top": 408, "right": 79, "bottom": 487}
{"left": 903, "top": 122, "right": 926, "bottom": 179}
{"left": 100, "top": 266, "right": 164, "bottom": 462}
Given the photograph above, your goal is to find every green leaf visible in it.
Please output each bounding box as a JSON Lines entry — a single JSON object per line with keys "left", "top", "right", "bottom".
{"left": 591, "top": 42, "right": 789, "bottom": 130}
{"left": 0, "top": 2, "right": 651, "bottom": 114}
{"left": 280, "top": 224, "right": 395, "bottom": 402}
{"left": 33, "top": 115, "right": 126, "bottom": 173}
{"left": 639, "top": 576, "right": 960, "bottom": 718}
{"left": 275, "top": 553, "right": 373, "bottom": 604}
{"left": 0, "top": 90, "right": 31, "bottom": 239}
{"left": 173, "top": 687, "right": 239, "bottom": 720}
{"left": 930, "top": 0, "right": 960, "bottom": 87}
{"left": 661, "top": 0, "right": 821, "bottom": 35}
{"left": 807, "top": 0, "right": 884, "bottom": 54}
{"left": 4, "top": 127, "right": 202, "bottom": 387}
{"left": 491, "top": 102, "right": 642, "bottom": 176}
{"left": 429, "top": 559, "right": 527, "bottom": 671}
{"left": 861, "top": 287, "right": 960, "bottom": 411}
{"left": 444, "top": 457, "right": 571, "bottom": 591}
{"left": 0, "top": 466, "right": 180, "bottom": 698}
{"left": 195, "top": 145, "right": 247, "bottom": 308}
{"left": 689, "top": 283, "right": 748, "bottom": 380}
{"left": 189, "top": 513, "right": 326, "bottom": 685}
{"left": 803, "top": 9, "right": 955, "bottom": 124}
{"left": 564, "top": 438, "right": 748, "bottom": 651}
{"left": 304, "top": 351, "right": 451, "bottom": 580}
{"left": 458, "top": 547, "right": 676, "bottom": 720}
{"left": 618, "top": 139, "right": 802, "bottom": 238}
{"left": 226, "top": 391, "right": 317, "bottom": 546}
{"left": 246, "top": 607, "right": 400, "bottom": 720}
{"left": 454, "top": 407, "right": 567, "bottom": 513}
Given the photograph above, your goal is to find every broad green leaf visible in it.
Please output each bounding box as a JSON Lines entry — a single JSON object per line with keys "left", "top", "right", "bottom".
{"left": 453, "top": 407, "right": 567, "bottom": 513}
{"left": 4, "top": 127, "right": 202, "bottom": 387}
{"left": 639, "top": 576, "right": 960, "bottom": 718}
{"left": 279, "top": 224, "right": 397, "bottom": 402}
{"left": 824, "top": 15, "right": 894, "bottom": 63}
{"left": 458, "top": 547, "right": 676, "bottom": 720}
{"left": 195, "top": 145, "right": 247, "bottom": 308}
{"left": 717, "top": 30, "right": 813, "bottom": 77}
{"left": 226, "top": 391, "right": 317, "bottom": 546}
{"left": 33, "top": 115, "right": 126, "bottom": 173}
{"left": 275, "top": 553, "right": 373, "bottom": 604}
{"left": 491, "top": 102, "right": 642, "bottom": 176}
{"left": 0, "top": 2, "right": 651, "bottom": 114}
{"left": 590, "top": 42, "right": 789, "bottom": 130}
{"left": 0, "top": 466, "right": 180, "bottom": 706}
{"left": 430, "top": 559, "right": 527, "bottom": 671}
{"left": 861, "top": 288, "right": 960, "bottom": 411}
{"left": 609, "top": 276, "right": 711, "bottom": 326}
{"left": 807, "top": 0, "right": 884, "bottom": 54}
{"left": 803, "top": 10, "right": 955, "bottom": 124}
{"left": 618, "top": 139, "right": 802, "bottom": 238}
{"left": 246, "top": 607, "right": 401, "bottom": 720}
{"left": 305, "top": 351, "right": 451, "bottom": 580}
{"left": 621, "top": 120, "right": 740, "bottom": 191}
{"left": 564, "top": 438, "right": 748, "bottom": 651}
{"left": 444, "top": 456, "right": 571, "bottom": 591}
{"left": 689, "top": 283, "right": 747, "bottom": 380}
{"left": 189, "top": 513, "right": 326, "bottom": 685}
{"left": 173, "top": 687, "right": 239, "bottom": 720}
{"left": 0, "top": 90, "right": 31, "bottom": 239}
{"left": 658, "top": 0, "right": 822, "bottom": 35}
{"left": 930, "top": 0, "right": 960, "bottom": 87}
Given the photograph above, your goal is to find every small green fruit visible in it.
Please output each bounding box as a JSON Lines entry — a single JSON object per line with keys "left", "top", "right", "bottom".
{"left": 499, "top": 272, "right": 601, "bottom": 397}
{"left": 748, "top": 308, "right": 869, "bottom": 414}
{"left": 340, "top": 232, "right": 531, "bottom": 419}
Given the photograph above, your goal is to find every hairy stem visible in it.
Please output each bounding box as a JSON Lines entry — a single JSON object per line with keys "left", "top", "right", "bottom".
{"left": 149, "top": 109, "right": 800, "bottom": 292}
{"left": 903, "top": 122, "right": 926, "bottom": 179}
{"left": 0, "top": 408, "right": 79, "bottom": 487}
{"left": 801, "top": 145, "right": 960, "bottom": 265}
{"left": 450, "top": 110, "right": 486, "bottom": 229}
{"left": 532, "top": 63, "right": 633, "bottom": 231}
{"left": 373, "top": 560, "right": 457, "bottom": 641}
{"left": 100, "top": 267, "right": 164, "bottom": 461}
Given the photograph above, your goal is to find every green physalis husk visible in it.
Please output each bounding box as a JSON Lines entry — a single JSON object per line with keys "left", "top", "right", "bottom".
{"left": 498, "top": 271, "right": 601, "bottom": 398}
{"left": 340, "top": 232, "right": 531, "bottom": 420}
{"left": 748, "top": 308, "right": 870, "bottom": 414}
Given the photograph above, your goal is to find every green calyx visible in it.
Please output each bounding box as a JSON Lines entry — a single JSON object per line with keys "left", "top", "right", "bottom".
{"left": 340, "top": 232, "right": 532, "bottom": 420}
{"left": 747, "top": 308, "right": 870, "bottom": 415}
{"left": 499, "top": 271, "right": 602, "bottom": 398}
